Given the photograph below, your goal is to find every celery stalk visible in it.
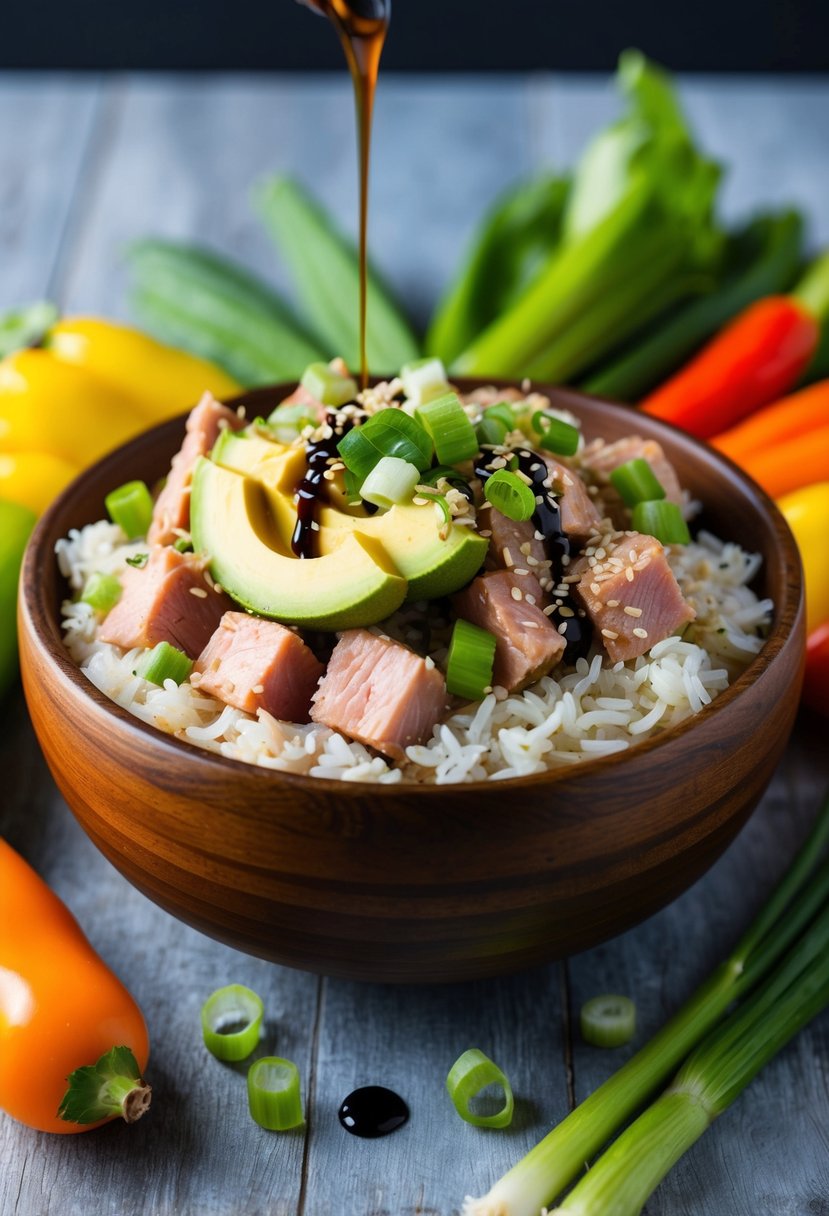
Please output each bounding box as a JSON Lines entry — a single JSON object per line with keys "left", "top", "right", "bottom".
{"left": 463, "top": 795, "right": 829, "bottom": 1216}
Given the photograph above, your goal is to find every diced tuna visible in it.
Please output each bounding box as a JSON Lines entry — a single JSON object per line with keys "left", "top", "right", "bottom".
{"left": 571, "top": 530, "right": 695, "bottom": 663}
{"left": 100, "top": 546, "right": 234, "bottom": 657}
{"left": 148, "top": 392, "right": 245, "bottom": 545}
{"left": 581, "top": 437, "right": 684, "bottom": 529}
{"left": 310, "top": 629, "right": 448, "bottom": 760}
{"left": 481, "top": 505, "right": 552, "bottom": 600}
{"left": 453, "top": 570, "right": 566, "bottom": 693}
{"left": 540, "top": 455, "right": 604, "bottom": 544}
{"left": 193, "top": 612, "right": 324, "bottom": 723}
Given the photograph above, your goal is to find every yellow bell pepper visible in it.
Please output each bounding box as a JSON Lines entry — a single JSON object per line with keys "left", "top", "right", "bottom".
{"left": 0, "top": 450, "right": 80, "bottom": 515}
{"left": 48, "top": 318, "right": 241, "bottom": 423}
{"left": 777, "top": 481, "right": 829, "bottom": 634}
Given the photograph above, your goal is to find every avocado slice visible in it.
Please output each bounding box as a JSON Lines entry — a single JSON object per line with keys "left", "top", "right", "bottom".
{"left": 191, "top": 458, "right": 407, "bottom": 630}
{"left": 317, "top": 500, "right": 488, "bottom": 602}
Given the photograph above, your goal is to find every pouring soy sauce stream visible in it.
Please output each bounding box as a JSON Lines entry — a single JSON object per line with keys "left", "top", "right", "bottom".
{"left": 297, "top": 0, "right": 391, "bottom": 388}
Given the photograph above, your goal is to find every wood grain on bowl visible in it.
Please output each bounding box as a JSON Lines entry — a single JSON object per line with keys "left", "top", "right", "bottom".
{"left": 18, "top": 382, "right": 805, "bottom": 983}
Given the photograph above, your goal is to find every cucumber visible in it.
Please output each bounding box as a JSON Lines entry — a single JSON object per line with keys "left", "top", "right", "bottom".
{"left": 126, "top": 239, "right": 325, "bottom": 386}
{"left": 253, "top": 175, "right": 420, "bottom": 375}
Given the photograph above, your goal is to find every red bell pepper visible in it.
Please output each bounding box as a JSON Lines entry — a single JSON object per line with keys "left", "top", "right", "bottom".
{"left": 802, "top": 621, "right": 829, "bottom": 716}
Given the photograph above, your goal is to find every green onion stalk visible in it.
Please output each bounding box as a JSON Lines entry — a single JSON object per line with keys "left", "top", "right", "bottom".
{"left": 463, "top": 795, "right": 829, "bottom": 1216}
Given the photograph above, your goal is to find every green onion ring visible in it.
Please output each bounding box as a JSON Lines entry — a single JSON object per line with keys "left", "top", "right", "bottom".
{"left": 580, "top": 994, "right": 637, "bottom": 1048}
{"left": 247, "top": 1057, "right": 304, "bottom": 1130}
{"left": 446, "top": 1048, "right": 514, "bottom": 1128}
{"left": 201, "top": 984, "right": 264, "bottom": 1062}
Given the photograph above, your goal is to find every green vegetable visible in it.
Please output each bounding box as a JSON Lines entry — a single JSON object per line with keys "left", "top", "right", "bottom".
{"left": 584, "top": 210, "right": 804, "bottom": 400}
{"left": 484, "top": 470, "right": 536, "bottom": 522}
{"left": 531, "top": 413, "right": 580, "bottom": 457}
{"left": 476, "top": 415, "right": 509, "bottom": 446}
{"left": 580, "top": 994, "right": 637, "bottom": 1048}
{"left": 0, "top": 300, "right": 58, "bottom": 358}
{"left": 360, "top": 456, "right": 421, "bottom": 509}
{"left": 247, "top": 1057, "right": 304, "bottom": 1130}
{"left": 446, "top": 1048, "right": 514, "bottom": 1129}
{"left": 105, "top": 480, "right": 154, "bottom": 540}
{"left": 135, "top": 641, "right": 194, "bottom": 687}
{"left": 427, "top": 174, "right": 570, "bottom": 366}
{"left": 400, "top": 356, "right": 451, "bottom": 405}
{"left": 301, "top": 360, "right": 357, "bottom": 407}
{"left": 0, "top": 498, "right": 37, "bottom": 698}
{"left": 462, "top": 794, "right": 829, "bottom": 1216}
{"left": 416, "top": 393, "right": 478, "bottom": 465}
{"left": 126, "top": 239, "right": 325, "bottom": 386}
{"left": 609, "top": 458, "right": 666, "bottom": 506}
{"left": 254, "top": 176, "right": 419, "bottom": 374}
{"left": 446, "top": 619, "right": 497, "bottom": 701}
{"left": 337, "top": 428, "right": 383, "bottom": 481}
{"left": 201, "top": 985, "right": 264, "bottom": 1062}
{"left": 80, "top": 571, "right": 122, "bottom": 613}
{"left": 362, "top": 409, "right": 433, "bottom": 469}
{"left": 631, "top": 500, "right": 690, "bottom": 545}
{"left": 452, "top": 52, "right": 723, "bottom": 381}
{"left": 58, "top": 1046, "right": 151, "bottom": 1125}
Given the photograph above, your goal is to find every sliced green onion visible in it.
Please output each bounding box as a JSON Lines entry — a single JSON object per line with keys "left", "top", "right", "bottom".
{"left": 413, "top": 488, "right": 453, "bottom": 530}
{"left": 581, "top": 994, "right": 637, "bottom": 1048}
{"left": 416, "top": 393, "right": 479, "bottom": 465}
{"left": 418, "top": 465, "right": 472, "bottom": 494}
{"left": 446, "top": 1048, "right": 514, "bottom": 1129}
{"left": 247, "top": 1057, "right": 304, "bottom": 1130}
{"left": 632, "top": 500, "right": 690, "bottom": 545}
{"left": 300, "top": 360, "right": 357, "bottom": 407}
{"left": 136, "top": 641, "right": 194, "bottom": 687}
{"left": 81, "top": 571, "right": 122, "bottom": 613}
{"left": 532, "top": 411, "right": 581, "bottom": 457}
{"left": 105, "top": 480, "right": 154, "bottom": 540}
{"left": 362, "top": 408, "right": 433, "bottom": 470}
{"left": 400, "top": 355, "right": 451, "bottom": 405}
{"left": 485, "top": 401, "right": 517, "bottom": 429}
{"left": 477, "top": 415, "right": 509, "bottom": 446}
{"left": 610, "top": 458, "right": 666, "bottom": 507}
{"left": 337, "top": 427, "right": 382, "bottom": 480}
{"left": 173, "top": 536, "right": 194, "bottom": 554}
{"left": 201, "top": 984, "right": 264, "bottom": 1062}
{"left": 446, "top": 619, "right": 497, "bottom": 701}
{"left": 359, "top": 456, "right": 421, "bottom": 509}
{"left": 484, "top": 469, "right": 536, "bottom": 522}
{"left": 266, "top": 400, "right": 317, "bottom": 441}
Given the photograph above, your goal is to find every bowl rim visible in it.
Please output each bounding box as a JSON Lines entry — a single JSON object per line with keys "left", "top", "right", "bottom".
{"left": 20, "top": 378, "right": 803, "bottom": 794}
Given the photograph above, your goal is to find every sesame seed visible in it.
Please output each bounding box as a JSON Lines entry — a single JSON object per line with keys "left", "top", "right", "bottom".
{"left": 624, "top": 605, "right": 643, "bottom": 617}
{"left": 510, "top": 587, "right": 523, "bottom": 601}
{"left": 213, "top": 583, "right": 223, "bottom": 594}
{"left": 424, "top": 655, "right": 435, "bottom": 670}
{"left": 626, "top": 568, "right": 635, "bottom": 582}
{"left": 519, "top": 542, "right": 532, "bottom": 555}
{"left": 527, "top": 555, "right": 539, "bottom": 567}
{"left": 251, "top": 684, "right": 265, "bottom": 695}
{"left": 535, "top": 494, "right": 544, "bottom": 504}
{"left": 557, "top": 622, "right": 568, "bottom": 634}
{"left": 514, "top": 567, "right": 529, "bottom": 576}
{"left": 190, "top": 587, "right": 208, "bottom": 598}
{"left": 607, "top": 599, "right": 620, "bottom": 608}
{"left": 590, "top": 582, "right": 601, "bottom": 595}
{"left": 543, "top": 603, "right": 556, "bottom": 615}
{"left": 534, "top": 530, "right": 545, "bottom": 541}
{"left": 601, "top": 628, "right": 619, "bottom": 640}
{"left": 525, "top": 593, "right": 537, "bottom": 605}
{"left": 629, "top": 549, "right": 638, "bottom": 562}
{"left": 633, "top": 627, "right": 649, "bottom": 639}
{"left": 502, "top": 547, "right": 514, "bottom": 567}
{"left": 559, "top": 606, "right": 574, "bottom": 618}
{"left": 515, "top": 469, "right": 533, "bottom": 486}
{"left": 521, "top": 620, "right": 540, "bottom": 629}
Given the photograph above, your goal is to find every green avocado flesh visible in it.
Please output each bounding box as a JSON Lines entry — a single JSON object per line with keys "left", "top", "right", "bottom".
{"left": 192, "top": 431, "right": 489, "bottom": 629}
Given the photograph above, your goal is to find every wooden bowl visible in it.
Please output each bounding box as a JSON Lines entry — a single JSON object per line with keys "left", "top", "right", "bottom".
{"left": 18, "top": 382, "right": 804, "bottom": 983}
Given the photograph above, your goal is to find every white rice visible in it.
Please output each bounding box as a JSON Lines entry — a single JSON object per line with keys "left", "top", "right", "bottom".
{"left": 57, "top": 520, "right": 771, "bottom": 785}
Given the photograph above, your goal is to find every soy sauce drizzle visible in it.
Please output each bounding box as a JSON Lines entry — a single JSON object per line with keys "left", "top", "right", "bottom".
{"left": 338, "top": 1085, "right": 409, "bottom": 1138}
{"left": 475, "top": 447, "right": 593, "bottom": 664}
{"left": 291, "top": 411, "right": 356, "bottom": 558}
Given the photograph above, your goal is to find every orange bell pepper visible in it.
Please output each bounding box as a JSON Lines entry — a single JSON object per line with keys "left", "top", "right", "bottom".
{"left": 0, "top": 838, "right": 151, "bottom": 1133}
{"left": 711, "top": 379, "right": 829, "bottom": 463}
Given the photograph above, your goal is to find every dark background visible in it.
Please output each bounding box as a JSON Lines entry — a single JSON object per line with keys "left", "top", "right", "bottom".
{"left": 5, "top": 0, "right": 829, "bottom": 71}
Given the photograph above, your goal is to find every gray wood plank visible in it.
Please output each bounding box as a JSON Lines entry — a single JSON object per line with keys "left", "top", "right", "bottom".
{"left": 0, "top": 74, "right": 102, "bottom": 308}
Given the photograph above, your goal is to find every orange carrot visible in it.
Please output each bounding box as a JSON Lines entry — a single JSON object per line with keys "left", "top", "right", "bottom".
{"left": 712, "top": 379, "right": 829, "bottom": 462}
{"left": 739, "top": 425, "right": 829, "bottom": 499}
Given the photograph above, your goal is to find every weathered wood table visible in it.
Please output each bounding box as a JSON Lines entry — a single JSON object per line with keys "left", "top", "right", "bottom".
{"left": 1, "top": 72, "right": 828, "bottom": 1215}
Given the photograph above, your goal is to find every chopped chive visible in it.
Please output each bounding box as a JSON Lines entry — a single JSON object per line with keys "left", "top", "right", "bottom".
{"left": 632, "top": 499, "right": 691, "bottom": 545}
{"left": 532, "top": 411, "right": 581, "bottom": 456}
{"left": 581, "top": 994, "right": 637, "bottom": 1048}
{"left": 416, "top": 392, "right": 479, "bottom": 465}
{"left": 300, "top": 360, "right": 357, "bottom": 407}
{"left": 446, "top": 1048, "right": 514, "bottom": 1129}
{"left": 201, "top": 984, "right": 264, "bottom": 1062}
{"left": 135, "top": 641, "right": 194, "bottom": 687}
{"left": 247, "top": 1057, "right": 304, "bottom": 1130}
{"left": 413, "top": 488, "right": 453, "bottom": 529}
{"left": 361, "top": 408, "right": 434, "bottom": 470}
{"left": 173, "top": 536, "right": 194, "bottom": 554}
{"left": 610, "top": 458, "right": 666, "bottom": 507}
{"left": 125, "top": 552, "right": 148, "bottom": 569}
{"left": 81, "top": 571, "right": 122, "bottom": 613}
{"left": 484, "top": 469, "right": 537, "bottom": 522}
{"left": 446, "top": 619, "right": 497, "bottom": 701}
{"left": 105, "top": 480, "right": 154, "bottom": 540}
{"left": 359, "top": 456, "right": 421, "bottom": 509}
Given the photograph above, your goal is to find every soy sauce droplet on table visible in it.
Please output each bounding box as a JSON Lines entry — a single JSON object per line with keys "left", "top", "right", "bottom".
{"left": 338, "top": 1086, "right": 409, "bottom": 1138}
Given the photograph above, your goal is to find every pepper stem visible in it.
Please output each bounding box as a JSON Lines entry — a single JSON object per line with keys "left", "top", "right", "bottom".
{"left": 58, "top": 1045, "right": 152, "bottom": 1126}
